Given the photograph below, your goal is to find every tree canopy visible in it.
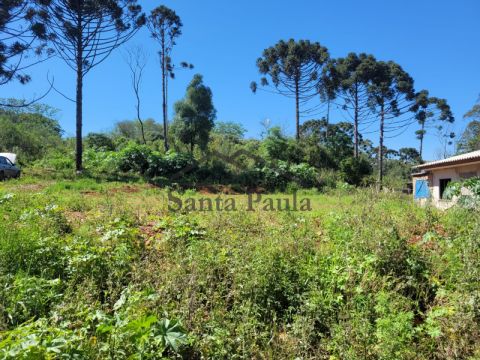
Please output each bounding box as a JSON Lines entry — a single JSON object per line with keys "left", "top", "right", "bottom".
{"left": 464, "top": 97, "right": 480, "bottom": 121}
{"left": 213, "top": 121, "right": 246, "bottom": 142}
{"left": 321, "top": 53, "right": 377, "bottom": 157}
{"left": 366, "top": 60, "right": 415, "bottom": 188}
{"left": 410, "top": 90, "right": 454, "bottom": 158}
{"left": 457, "top": 120, "right": 480, "bottom": 154}
{"left": 251, "top": 39, "right": 330, "bottom": 140}
{"left": 0, "top": 0, "right": 50, "bottom": 86}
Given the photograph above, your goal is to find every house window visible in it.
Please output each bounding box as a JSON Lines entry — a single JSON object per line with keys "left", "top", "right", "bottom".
{"left": 439, "top": 178, "right": 451, "bottom": 199}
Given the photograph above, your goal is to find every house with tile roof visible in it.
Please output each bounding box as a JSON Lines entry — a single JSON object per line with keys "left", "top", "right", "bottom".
{"left": 412, "top": 150, "right": 480, "bottom": 209}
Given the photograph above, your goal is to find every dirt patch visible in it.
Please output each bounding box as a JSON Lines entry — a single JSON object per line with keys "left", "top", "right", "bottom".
{"left": 139, "top": 221, "right": 163, "bottom": 247}
{"left": 195, "top": 184, "right": 266, "bottom": 195}
{"left": 407, "top": 234, "right": 423, "bottom": 246}
{"left": 196, "top": 185, "right": 233, "bottom": 195}
{"left": 109, "top": 185, "right": 140, "bottom": 194}
{"left": 407, "top": 225, "right": 447, "bottom": 250}
{"left": 65, "top": 211, "right": 87, "bottom": 224}
{"left": 15, "top": 184, "right": 46, "bottom": 192}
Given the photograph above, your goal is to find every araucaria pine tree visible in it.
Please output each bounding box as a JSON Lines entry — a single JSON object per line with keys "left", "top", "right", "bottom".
{"left": 37, "top": 0, "right": 145, "bottom": 172}
{"left": 148, "top": 5, "right": 183, "bottom": 152}
{"left": 251, "top": 39, "right": 329, "bottom": 140}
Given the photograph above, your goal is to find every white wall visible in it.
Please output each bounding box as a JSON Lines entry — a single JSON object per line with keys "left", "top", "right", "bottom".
{"left": 431, "top": 168, "right": 458, "bottom": 202}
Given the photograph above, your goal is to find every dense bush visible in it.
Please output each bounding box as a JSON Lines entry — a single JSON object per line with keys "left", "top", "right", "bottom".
{"left": 115, "top": 143, "right": 196, "bottom": 181}
{"left": 85, "top": 133, "right": 116, "bottom": 151}
{"left": 263, "top": 161, "right": 320, "bottom": 190}
{"left": 33, "top": 148, "right": 75, "bottom": 172}
{"left": 289, "top": 162, "right": 320, "bottom": 188}
{"left": 262, "top": 127, "right": 306, "bottom": 164}
{"left": 15, "top": 110, "right": 398, "bottom": 191}
{"left": 117, "top": 143, "right": 153, "bottom": 174}
{"left": 147, "top": 151, "right": 196, "bottom": 179}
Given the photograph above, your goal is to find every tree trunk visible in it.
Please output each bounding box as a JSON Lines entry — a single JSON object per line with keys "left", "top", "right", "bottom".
{"left": 295, "top": 77, "right": 300, "bottom": 141}
{"left": 354, "top": 83, "right": 359, "bottom": 158}
{"left": 189, "top": 117, "right": 195, "bottom": 154}
{"left": 161, "top": 36, "right": 169, "bottom": 151}
{"left": 135, "top": 84, "right": 146, "bottom": 145}
{"left": 138, "top": 119, "right": 146, "bottom": 145}
{"left": 325, "top": 99, "right": 330, "bottom": 140}
{"left": 377, "top": 103, "right": 385, "bottom": 191}
{"left": 419, "top": 122, "right": 425, "bottom": 159}
{"left": 75, "top": 10, "right": 83, "bottom": 173}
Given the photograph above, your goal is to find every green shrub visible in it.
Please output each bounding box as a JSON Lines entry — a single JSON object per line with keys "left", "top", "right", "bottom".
{"left": 194, "top": 160, "right": 231, "bottom": 183}
{"left": 257, "top": 161, "right": 320, "bottom": 191}
{"left": 33, "top": 149, "right": 75, "bottom": 171}
{"left": 374, "top": 292, "right": 416, "bottom": 360}
{"left": 117, "top": 143, "right": 153, "bottom": 174}
{"left": 260, "top": 161, "right": 290, "bottom": 190}
{"left": 83, "top": 148, "right": 119, "bottom": 176}
{"left": 145, "top": 151, "right": 196, "bottom": 179}
{"left": 0, "top": 318, "right": 83, "bottom": 358}
{"left": 85, "top": 133, "right": 116, "bottom": 151}
{"left": 340, "top": 156, "right": 373, "bottom": 186}
{"left": 289, "top": 163, "right": 319, "bottom": 188}
{"left": 0, "top": 199, "right": 68, "bottom": 278}
{"left": 0, "top": 275, "right": 63, "bottom": 326}
{"left": 444, "top": 177, "right": 480, "bottom": 210}
{"left": 65, "top": 219, "right": 142, "bottom": 305}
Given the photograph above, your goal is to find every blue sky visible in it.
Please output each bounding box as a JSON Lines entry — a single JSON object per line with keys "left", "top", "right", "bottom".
{"left": 2, "top": 0, "right": 479, "bottom": 160}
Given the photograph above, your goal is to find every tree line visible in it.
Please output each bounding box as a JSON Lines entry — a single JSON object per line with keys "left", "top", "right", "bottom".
{"left": 251, "top": 41, "right": 454, "bottom": 188}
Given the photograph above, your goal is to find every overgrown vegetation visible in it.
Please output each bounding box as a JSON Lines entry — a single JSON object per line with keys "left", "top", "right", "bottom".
{"left": 445, "top": 177, "right": 480, "bottom": 210}
{"left": 0, "top": 101, "right": 422, "bottom": 192}
{"left": 0, "top": 179, "right": 479, "bottom": 358}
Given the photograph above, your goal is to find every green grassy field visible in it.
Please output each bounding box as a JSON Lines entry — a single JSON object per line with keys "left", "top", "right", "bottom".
{"left": 0, "top": 177, "right": 479, "bottom": 359}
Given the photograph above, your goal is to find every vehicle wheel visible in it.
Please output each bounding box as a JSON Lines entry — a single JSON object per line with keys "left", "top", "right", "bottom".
{"left": 0, "top": 171, "right": 4, "bottom": 181}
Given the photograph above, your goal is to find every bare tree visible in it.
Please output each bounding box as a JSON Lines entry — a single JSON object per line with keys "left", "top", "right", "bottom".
{"left": 434, "top": 124, "right": 456, "bottom": 160}
{"left": 124, "top": 45, "right": 147, "bottom": 144}
{"left": 37, "top": 0, "right": 145, "bottom": 172}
